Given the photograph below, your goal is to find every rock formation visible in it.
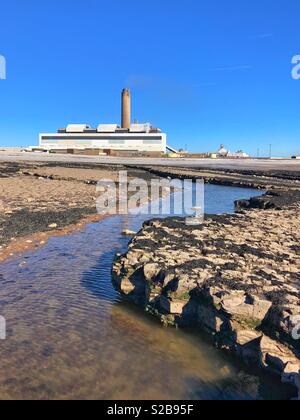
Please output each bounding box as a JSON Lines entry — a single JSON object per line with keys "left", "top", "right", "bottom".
{"left": 113, "top": 200, "right": 300, "bottom": 398}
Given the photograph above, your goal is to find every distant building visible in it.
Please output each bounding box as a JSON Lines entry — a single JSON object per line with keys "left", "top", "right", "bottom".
{"left": 39, "top": 89, "right": 168, "bottom": 155}
{"left": 216, "top": 144, "right": 250, "bottom": 159}
{"left": 217, "top": 144, "right": 229, "bottom": 157}
{"left": 228, "top": 150, "right": 250, "bottom": 158}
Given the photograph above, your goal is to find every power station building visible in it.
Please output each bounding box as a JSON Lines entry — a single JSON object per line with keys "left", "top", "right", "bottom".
{"left": 39, "top": 89, "right": 167, "bottom": 155}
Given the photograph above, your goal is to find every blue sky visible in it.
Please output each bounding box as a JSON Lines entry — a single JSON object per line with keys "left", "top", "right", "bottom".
{"left": 0, "top": 0, "right": 299, "bottom": 156}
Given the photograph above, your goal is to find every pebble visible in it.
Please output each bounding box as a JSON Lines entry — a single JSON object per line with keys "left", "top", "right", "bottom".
{"left": 122, "top": 230, "right": 137, "bottom": 236}
{"left": 48, "top": 223, "right": 58, "bottom": 229}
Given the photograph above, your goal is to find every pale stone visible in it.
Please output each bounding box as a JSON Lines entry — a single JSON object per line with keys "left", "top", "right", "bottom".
{"left": 48, "top": 223, "right": 58, "bottom": 229}
{"left": 235, "top": 330, "right": 262, "bottom": 346}
{"left": 121, "top": 230, "right": 137, "bottom": 236}
{"left": 120, "top": 278, "right": 135, "bottom": 295}
{"left": 143, "top": 264, "right": 160, "bottom": 282}
{"left": 259, "top": 335, "right": 300, "bottom": 374}
{"left": 221, "top": 293, "right": 272, "bottom": 322}
{"left": 160, "top": 296, "right": 187, "bottom": 315}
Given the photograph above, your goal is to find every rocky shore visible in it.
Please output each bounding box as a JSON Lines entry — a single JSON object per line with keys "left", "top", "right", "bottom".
{"left": 113, "top": 172, "right": 300, "bottom": 399}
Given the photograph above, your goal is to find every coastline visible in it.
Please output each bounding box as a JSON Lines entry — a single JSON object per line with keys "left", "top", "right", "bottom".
{"left": 1, "top": 160, "right": 299, "bottom": 263}
{"left": 1, "top": 159, "right": 300, "bottom": 397}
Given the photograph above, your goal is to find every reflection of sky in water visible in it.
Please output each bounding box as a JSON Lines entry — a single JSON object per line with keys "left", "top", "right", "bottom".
{"left": 0, "top": 185, "right": 291, "bottom": 400}
{"left": 130, "top": 182, "right": 263, "bottom": 217}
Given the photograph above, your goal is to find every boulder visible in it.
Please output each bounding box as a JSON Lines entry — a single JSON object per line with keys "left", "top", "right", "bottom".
{"left": 259, "top": 335, "right": 300, "bottom": 375}
{"left": 235, "top": 330, "right": 262, "bottom": 346}
{"left": 221, "top": 293, "right": 272, "bottom": 322}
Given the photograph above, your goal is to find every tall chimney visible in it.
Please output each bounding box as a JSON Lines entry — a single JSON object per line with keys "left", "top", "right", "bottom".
{"left": 121, "top": 88, "right": 131, "bottom": 129}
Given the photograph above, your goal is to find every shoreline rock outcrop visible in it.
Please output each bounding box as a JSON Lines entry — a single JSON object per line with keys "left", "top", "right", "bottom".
{"left": 113, "top": 200, "right": 300, "bottom": 398}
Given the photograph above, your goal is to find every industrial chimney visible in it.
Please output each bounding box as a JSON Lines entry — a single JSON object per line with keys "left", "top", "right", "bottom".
{"left": 121, "top": 88, "right": 131, "bottom": 129}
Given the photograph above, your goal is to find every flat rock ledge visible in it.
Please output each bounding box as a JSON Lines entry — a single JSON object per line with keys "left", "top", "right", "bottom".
{"left": 113, "top": 203, "right": 300, "bottom": 399}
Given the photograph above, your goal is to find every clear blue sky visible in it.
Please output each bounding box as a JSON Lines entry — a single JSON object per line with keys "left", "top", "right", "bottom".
{"left": 0, "top": 0, "right": 299, "bottom": 156}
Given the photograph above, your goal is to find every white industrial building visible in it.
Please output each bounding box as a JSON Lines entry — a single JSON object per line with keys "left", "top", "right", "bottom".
{"left": 39, "top": 89, "right": 168, "bottom": 155}
{"left": 39, "top": 124, "right": 167, "bottom": 154}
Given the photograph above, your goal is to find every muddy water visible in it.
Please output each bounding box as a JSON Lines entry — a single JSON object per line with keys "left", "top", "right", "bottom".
{"left": 0, "top": 185, "right": 290, "bottom": 400}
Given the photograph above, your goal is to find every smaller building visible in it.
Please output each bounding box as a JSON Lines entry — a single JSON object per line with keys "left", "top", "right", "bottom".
{"left": 228, "top": 150, "right": 250, "bottom": 158}
{"left": 216, "top": 144, "right": 250, "bottom": 159}
{"left": 217, "top": 144, "right": 229, "bottom": 157}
